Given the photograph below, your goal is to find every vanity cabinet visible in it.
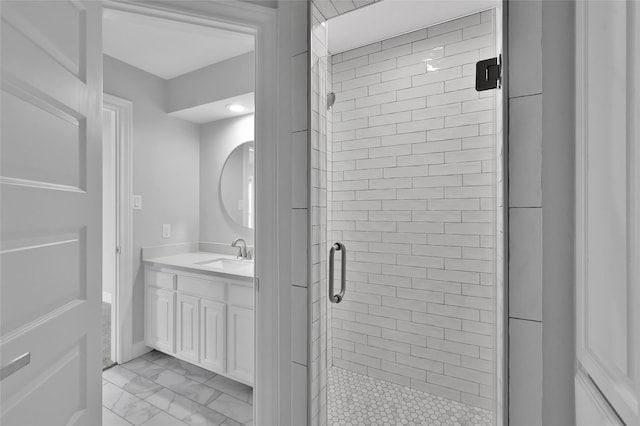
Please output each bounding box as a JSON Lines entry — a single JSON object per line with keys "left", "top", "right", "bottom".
{"left": 200, "top": 299, "right": 225, "bottom": 372}
{"left": 176, "top": 293, "right": 199, "bottom": 363}
{"left": 145, "top": 286, "right": 175, "bottom": 354}
{"left": 144, "top": 265, "right": 253, "bottom": 386}
{"left": 227, "top": 305, "right": 254, "bottom": 384}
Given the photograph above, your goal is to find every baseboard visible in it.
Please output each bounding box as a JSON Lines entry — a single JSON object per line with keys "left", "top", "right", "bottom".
{"left": 103, "top": 291, "right": 113, "bottom": 304}
{"left": 132, "top": 340, "right": 153, "bottom": 359}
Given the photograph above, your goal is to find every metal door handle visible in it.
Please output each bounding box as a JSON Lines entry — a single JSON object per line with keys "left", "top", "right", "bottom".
{"left": 329, "top": 242, "right": 346, "bottom": 303}
{"left": 0, "top": 352, "right": 30, "bottom": 381}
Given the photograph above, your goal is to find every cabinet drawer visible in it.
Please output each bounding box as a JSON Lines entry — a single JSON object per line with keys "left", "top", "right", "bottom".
{"left": 229, "top": 285, "right": 253, "bottom": 308}
{"left": 178, "top": 275, "right": 225, "bottom": 300}
{"left": 146, "top": 269, "right": 176, "bottom": 290}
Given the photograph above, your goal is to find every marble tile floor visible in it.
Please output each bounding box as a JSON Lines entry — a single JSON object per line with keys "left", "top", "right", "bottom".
{"left": 103, "top": 350, "right": 253, "bottom": 426}
{"left": 328, "top": 367, "right": 493, "bottom": 426}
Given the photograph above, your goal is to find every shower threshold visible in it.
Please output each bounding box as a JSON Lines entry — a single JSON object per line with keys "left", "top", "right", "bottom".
{"left": 327, "top": 367, "right": 492, "bottom": 426}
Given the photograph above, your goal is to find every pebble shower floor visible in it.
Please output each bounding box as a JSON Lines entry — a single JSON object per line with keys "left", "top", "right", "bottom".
{"left": 327, "top": 367, "right": 492, "bottom": 426}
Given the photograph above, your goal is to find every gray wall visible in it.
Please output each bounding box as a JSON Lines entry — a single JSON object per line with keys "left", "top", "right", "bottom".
{"left": 104, "top": 55, "right": 201, "bottom": 343}
{"left": 200, "top": 114, "right": 255, "bottom": 245}
{"left": 507, "top": 0, "right": 575, "bottom": 425}
{"left": 166, "top": 52, "right": 254, "bottom": 113}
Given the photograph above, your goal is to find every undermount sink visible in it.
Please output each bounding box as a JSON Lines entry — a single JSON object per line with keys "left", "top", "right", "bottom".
{"left": 195, "top": 258, "right": 253, "bottom": 274}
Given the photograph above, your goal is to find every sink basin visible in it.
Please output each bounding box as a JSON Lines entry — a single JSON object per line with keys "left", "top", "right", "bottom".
{"left": 195, "top": 258, "right": 253, "bottom": 275}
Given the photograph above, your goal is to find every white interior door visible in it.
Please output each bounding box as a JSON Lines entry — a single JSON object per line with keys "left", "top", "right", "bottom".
{"left": 0, "top": 1, "right": 103, "bottom": 425}
{"left": 575, "top": 1, "right": 639, "bottom": 425}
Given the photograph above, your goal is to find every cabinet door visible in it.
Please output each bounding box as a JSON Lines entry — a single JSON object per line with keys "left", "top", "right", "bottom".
{"left": 176, "top": 293, "right": 199, "bottom": 363}
{"left": 200, "top": 299, "right": 226, "bottom": 372}
{"left": 227, "top": 305, "right": 254, "bottom": 385}
{"left": 145, "top": 287, "right": 175, "bottom": 353}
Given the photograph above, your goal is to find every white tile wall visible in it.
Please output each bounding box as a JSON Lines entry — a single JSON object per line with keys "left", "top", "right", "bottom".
{"left": 327, "top": 12, "right": 497, "bottom": 410}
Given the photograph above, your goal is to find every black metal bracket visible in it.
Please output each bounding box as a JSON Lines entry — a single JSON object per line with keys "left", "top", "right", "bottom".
{"left": 475, "top": 56, "right": 501, "bottom": 91}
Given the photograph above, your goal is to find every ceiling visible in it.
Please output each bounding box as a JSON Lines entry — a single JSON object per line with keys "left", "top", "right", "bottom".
{"left": 328, "top": 0, "right": 500, "bottom": 54}
{"left": 103, "top": 9, "right": 255, "bottom": 80}
{"left": 168, "top": 92, "right": 255, "bottom": 124}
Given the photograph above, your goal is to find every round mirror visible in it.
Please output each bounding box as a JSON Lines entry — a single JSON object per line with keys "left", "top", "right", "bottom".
{"left": 220, "top": 141, "right": 255, "bottom": 229}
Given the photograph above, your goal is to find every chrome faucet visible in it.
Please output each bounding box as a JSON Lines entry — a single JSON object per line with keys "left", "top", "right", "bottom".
{"left": 232, "top": 238, "right": 250, "bottom": 260}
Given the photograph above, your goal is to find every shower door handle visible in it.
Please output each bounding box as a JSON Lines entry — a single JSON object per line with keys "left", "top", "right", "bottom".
{"left": 329, "top": 242, "right": 346, "bottom": 303}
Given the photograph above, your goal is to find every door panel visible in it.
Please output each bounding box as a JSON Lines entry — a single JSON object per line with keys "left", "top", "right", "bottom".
{"left": 200, "top": 299, "right": 226, "bottom": 372}
{"left": 227, "top": 305, "right": 254, "bottom": 385}
{"left": 0, "top": 1, "right": 102, "bottom": 425}
{"left": 576, "top": 1, "right": 640, "bottom": 424}
{"left": 176, "top": 294, "right": 199, "bottom": 363}
{"left": 145, "top": 288, "right": 175, "bottom": 353}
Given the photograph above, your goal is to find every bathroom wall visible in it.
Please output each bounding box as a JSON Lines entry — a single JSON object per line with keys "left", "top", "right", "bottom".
{"left": 166, "top": 52, "right": 254, "bottom": 113}
{"left": 327, "top": 12, "right": 497, "bottom": 409}
{"left": 103, "top": 55, "right": 201, "bottom": 344}
{"left": 200, "top": 114, "right": 255, "bottom": 246}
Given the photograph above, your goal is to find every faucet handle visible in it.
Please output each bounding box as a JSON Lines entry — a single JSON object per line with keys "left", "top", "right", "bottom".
{"left": 246, "top": 249, "right": 253, "bottom": 260}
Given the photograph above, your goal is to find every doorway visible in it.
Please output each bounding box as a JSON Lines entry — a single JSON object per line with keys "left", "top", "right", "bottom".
{"left": 99, "top": 2, "right": 276, "bottom": 425}
{"left": 309, "top": 2, "right": 506, "bottom": 425}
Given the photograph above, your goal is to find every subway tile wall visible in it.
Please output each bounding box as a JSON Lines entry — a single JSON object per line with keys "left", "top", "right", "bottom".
{"left": 327, "top": 11, "right": 497, "bottom": 410}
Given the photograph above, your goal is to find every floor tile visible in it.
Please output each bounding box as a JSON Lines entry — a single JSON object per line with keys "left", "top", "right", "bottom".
{"left": 153, "top": 369, "right": 222, "bottom": 406}
{"left": 204, "top": 375, "right": 253, "bottom": 404}
{"left": 327, "top": 367, "right": 492, "bottom": 426}
{"left": 103, "top": 406, "right": 133, "bottom": 426}
{"left": 164, "top": 358, "right": 217, "bottom": 383}
{"left": 103, "top": 382, "right": 161, "bottom": 426}
{"left": 121, "top": 357, "right": 166, "bottom": 380}
{"left": 104, "top": 365, "right": 139, "bottom": 387}
{"left": 142, "top": 350, "right": 170, "bottom": 364}
{"left": 141, "top": 411, "right": 188, "bottom": 426}
{"left": 105, "top": 353, "right": 252, "bottom": 426}
{"left": 207, "top": 394, "right": 253, "bottom": 425}
{"left": 146, "top": 388, "right": 227, "bottom": 426}
{"left": 105, "top": 365, "right": 164, "bottom": 399}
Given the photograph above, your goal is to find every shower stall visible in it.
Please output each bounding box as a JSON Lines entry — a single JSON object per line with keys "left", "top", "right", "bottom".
{"left": 309, "top": 2, "right": 505, "bottom": 425}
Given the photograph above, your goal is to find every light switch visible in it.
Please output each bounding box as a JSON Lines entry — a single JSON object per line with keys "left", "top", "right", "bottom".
{"left": 133, "top": 195, "right": 142, "bottom": 210}
{"left": 162, "top": 224, "right": 171, "bottom": 239}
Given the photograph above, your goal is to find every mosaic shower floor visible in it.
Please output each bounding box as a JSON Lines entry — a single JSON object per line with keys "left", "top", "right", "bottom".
{"left": 328, "top": 367, "right": 493, "bottom": 426}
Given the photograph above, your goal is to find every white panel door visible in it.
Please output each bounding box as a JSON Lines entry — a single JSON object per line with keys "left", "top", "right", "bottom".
{"left": 0, "top": 1, "right": 102, "bottom": 425}
{"left": 227, "top": 305, "right": 254, "bottom": 385}
{"left": 575, "top": 1, "right": 640, "bottom": 424}
{"left": 200, "top": 299, "right": 226, "bottom": 372}
{"left": 176, "top": 293, "right": 200, "bottom": 363}
{"left": 145, "top": 288, "right": 175, "bottom": 354}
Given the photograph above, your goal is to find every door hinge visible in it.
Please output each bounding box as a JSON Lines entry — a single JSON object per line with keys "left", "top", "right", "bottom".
{"left": 255, "top": 277, "right": 259, "bottom": 292}
{"left": 475, "top": 55, "right": 501, "bottom": 91}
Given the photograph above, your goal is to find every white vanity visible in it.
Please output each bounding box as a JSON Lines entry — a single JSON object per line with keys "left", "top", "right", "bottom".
{"left": 144, "top": 252, "right": 254, "bottom": 387}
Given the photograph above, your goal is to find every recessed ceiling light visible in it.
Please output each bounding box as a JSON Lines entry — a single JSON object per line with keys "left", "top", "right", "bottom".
{"left": 226, "top": 104, "right": 246, "bottom": 113}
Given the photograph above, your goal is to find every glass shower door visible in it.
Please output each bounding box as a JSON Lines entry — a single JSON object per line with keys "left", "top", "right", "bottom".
{"left": 309, "top": 4, "right": 505, "bottom": 426}
{"left": 309, "top": 4, "right": 329, "bottom": 425}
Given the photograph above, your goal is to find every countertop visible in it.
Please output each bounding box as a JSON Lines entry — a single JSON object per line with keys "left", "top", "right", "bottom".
{"left": 144, "top": 252, "right": 254, "bottom": 283}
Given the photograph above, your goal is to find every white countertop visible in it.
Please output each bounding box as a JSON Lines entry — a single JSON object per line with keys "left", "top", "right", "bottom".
{"left": 144, "top": 252, "right": 254, "bottom": 282}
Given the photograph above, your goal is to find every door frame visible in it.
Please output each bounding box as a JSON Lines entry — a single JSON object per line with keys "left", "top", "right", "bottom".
{"left": 102, "top": 1, "right": 279, "bottom": 425}
{"left": 103, "top": 93, "right": 134, "bottom": 364}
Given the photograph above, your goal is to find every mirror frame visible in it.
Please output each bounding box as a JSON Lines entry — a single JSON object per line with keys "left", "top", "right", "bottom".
{"left": 219, "top": 140, "right": 255, "bottom": 230}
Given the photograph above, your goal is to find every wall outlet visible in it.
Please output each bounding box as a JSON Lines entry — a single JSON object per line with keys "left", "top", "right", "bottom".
{"left": 162, "top": 224, "right": 171, "bottom": 239}
{"left": 133, "top": 195, "right": 142, "bottom": 210}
